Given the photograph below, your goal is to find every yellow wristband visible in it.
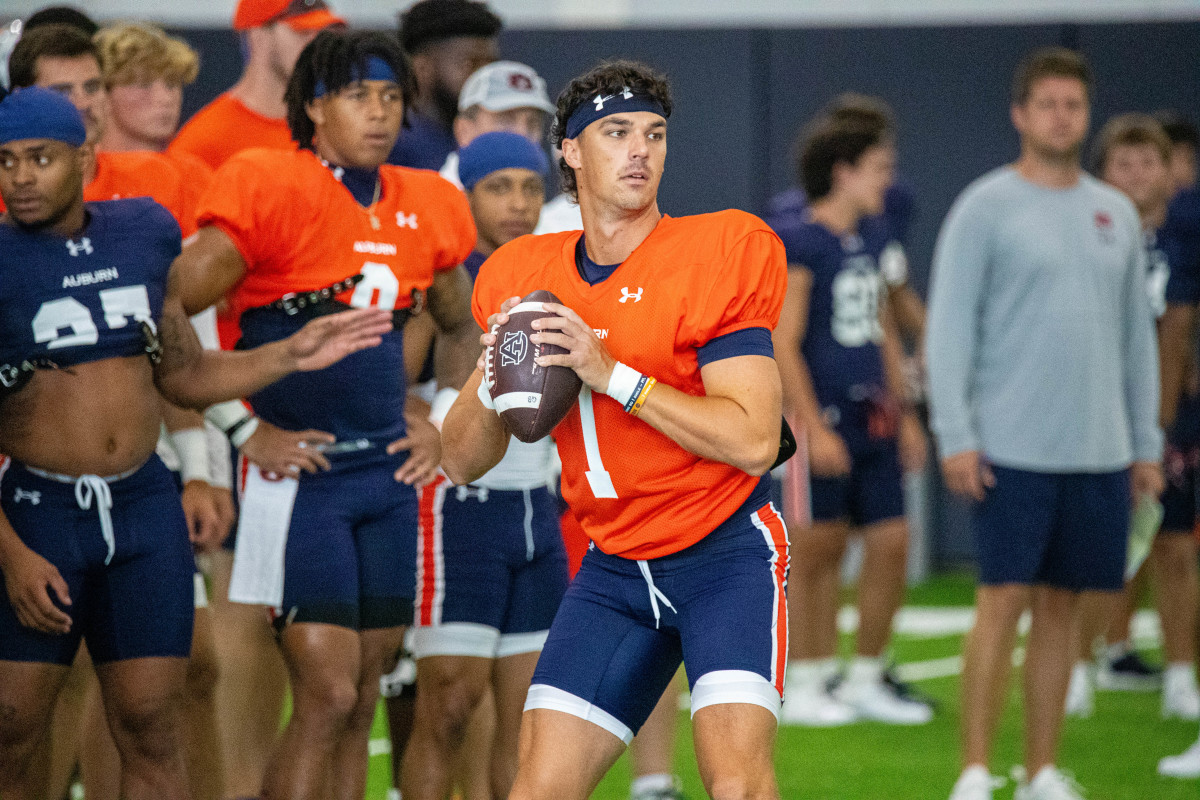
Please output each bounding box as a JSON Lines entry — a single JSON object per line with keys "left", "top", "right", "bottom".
{"left": 629, "top": 377, "right": 656, "bottom": 417}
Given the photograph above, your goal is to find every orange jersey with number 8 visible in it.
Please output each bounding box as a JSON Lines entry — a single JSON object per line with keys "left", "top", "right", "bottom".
{"left": 472, "top": 210, "right": 786, "bottom": 560}
{"left": 197, "top": 147, "right": 475, "bottom": 326}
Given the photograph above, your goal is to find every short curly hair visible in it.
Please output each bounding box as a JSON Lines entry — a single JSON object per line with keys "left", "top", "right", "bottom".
{"left": 286, "top": 29, "right": 414, "bottom": 151}
{"left": 549, "top": 59, "right": 672, "bottom": 202}
{"left": 398, "top": 0, "right": 502, "bottom": 55}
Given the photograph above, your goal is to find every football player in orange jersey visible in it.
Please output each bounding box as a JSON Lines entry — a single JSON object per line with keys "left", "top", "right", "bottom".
{"left": 442, "top": 60, "right": 789, "bottom": 800}
{"left": 170, "top": 30, "right": 479, "bottom": 800}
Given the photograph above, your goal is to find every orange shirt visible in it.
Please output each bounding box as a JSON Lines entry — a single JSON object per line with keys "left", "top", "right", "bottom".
{"left": 169, "top": 93, "right": 296, "bottom": 172}
{"left": 473, "top": 211, "right": 786, "bottom": 560}
{"left": 197, "top": 147, "right": 474, "bottom": 344}
{"left": 163, "top": 149, "right": 214, "bottom": 237}
{"left": 0, "top": 149, "right": 194, "bottom": 236}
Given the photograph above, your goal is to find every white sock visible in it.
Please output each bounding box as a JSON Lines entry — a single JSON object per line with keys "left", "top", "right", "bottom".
{"left": 1165, "top": 662, "right": 1197, "bottom": 685}
{"left": 1103, "top": 641, "right": 1131, "bottom": 662}
{"left": 631, "top": 774, "right": 675, "bottom": 796}
{"left": 788, "top": 657, "right": 837, "bottom": 688}
{"left": 846, "top": 656, "right": 883, "bottom": 686}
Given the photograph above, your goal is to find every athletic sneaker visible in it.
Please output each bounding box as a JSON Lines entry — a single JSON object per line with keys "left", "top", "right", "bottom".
{"left": 1095, "top": 650, "right": 1162, "bottom": 692}
{"left": 779, "top": 684, "right": 857, "bottom": 727}
{"left": 883, "top": 663, "right": 939, "bottom": 711}
{"left": 1158, "top": 738, "right": 1200, "bottom": 778}
{"left": 834, "top": 676, "right": 933, "bottom": 725}
{"left": 1162, "top": 664, "right": 1200, "bottom": 720}
{"left": 948, "top": 765, "right": 1001, "bottom": 800}
{"left": 1014, "top": 767, "right": 1086, "bottom": 800}
{"left": 1064, "top": 662, "right": 1093, "bottom": 719}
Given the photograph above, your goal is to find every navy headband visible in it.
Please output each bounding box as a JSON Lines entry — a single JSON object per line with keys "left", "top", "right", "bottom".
{"left": 313, "top": 56, "right": 398, "bottom": 99}
{"left": 459, "top": 131, "right": 549, "bottom": 191}
{"left": 0, "top": 87, "right": 87, "bottom": 148}
{"left": 563, "top": 86, "right": 666, "bottom": 140}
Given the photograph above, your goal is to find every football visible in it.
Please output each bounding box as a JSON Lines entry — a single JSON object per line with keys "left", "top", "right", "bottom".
{"left": 486, "top": 290, "right": 583, "bottom": 443}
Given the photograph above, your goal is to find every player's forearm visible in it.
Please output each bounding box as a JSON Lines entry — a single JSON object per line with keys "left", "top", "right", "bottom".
{"left": 880, "top": 304, "right": 909, "bottom": 407}
{"left": 888, "top": 284, "right": 926, "bottom": 346}
{"left": 441, "top": 370, "right": 510, "bottom": 484}
{"left": 777, "top": 347, "right": 825, "bottom": 428}
{"left": 157, "top": 341, "right": 294, "bottom": 410}
{"left": 635, "top": 369, "right": 781, "bottom": 477}
{"left": 434, "top": 318, "right": 483, "bottom": 391}
{"left": 1158, "top": 304, "right": 1195, "bottom": 428}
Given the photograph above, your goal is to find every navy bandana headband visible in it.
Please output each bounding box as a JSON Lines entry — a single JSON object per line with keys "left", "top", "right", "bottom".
{"left": 563, "top": 86, "right": 667, "bottom": 140}
{"left": 313, "top": 56, "right": 398, "bottom": 99}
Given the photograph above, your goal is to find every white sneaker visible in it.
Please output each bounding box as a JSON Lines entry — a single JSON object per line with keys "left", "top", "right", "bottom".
{"left": 1014, "top": 766, "right": 1087, "bottom": 800}
{"left": 835, "top": 676, "right": 933, "bottom": 725}
{"left": 948, "top": 765, "right": 1002, "bottom": 800}
{"left": 779, "top": 684, "right": 857, "bottom": 727}
{"left": 1064, "top": 662, "right": 1093, "bottom": 719}
{"left": 1162, "top": 664, "right": 1200, "bottom": 721}
{"left": 1158, "top": 738, "right": 1200, "bottom": 778}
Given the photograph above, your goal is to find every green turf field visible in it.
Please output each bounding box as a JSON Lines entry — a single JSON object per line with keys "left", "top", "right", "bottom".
{"left": 362, "top": 573, "right": 1200, "bottom": 799}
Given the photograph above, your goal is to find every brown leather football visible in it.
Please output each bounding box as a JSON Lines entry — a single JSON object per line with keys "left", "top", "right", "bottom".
{"left": 485, "top": 290, "right": 583, "bottom": 443}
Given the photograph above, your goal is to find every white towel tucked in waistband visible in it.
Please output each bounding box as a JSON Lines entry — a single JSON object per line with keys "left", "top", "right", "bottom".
{"left": 229, "top": 463, "right": 299, "bottom": 607}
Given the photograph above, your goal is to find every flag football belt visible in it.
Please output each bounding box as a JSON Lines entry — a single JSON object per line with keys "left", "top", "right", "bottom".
{"left": 0, "top": 319, "right": 161, "bottom": 396}
{"left": 267, "top": 273, "right": 425, "bottom": 328}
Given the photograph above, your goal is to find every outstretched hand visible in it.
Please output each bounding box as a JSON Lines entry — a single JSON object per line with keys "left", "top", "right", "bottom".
{"left": 286, "top": 308, "right": 394, "bottom": 372}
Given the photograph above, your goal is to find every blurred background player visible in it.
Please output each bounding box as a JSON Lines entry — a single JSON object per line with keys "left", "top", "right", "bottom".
{"left": 171, "top": 3, "right": 346, "bottom": 794}
{"left": 773, "top": 110, "right": 930, "bottom": 727}
{"left": 1067, "top": 113, "right": 1200, "bottom": 723}
{"left": 400, "top": 130, "right": 568, "bottom": 800}
{"left": 436, "top": 59, "right": 555, "bottom": 187}
{"left": 389, "top": 0, "right": 501, "bottom": 170}
{"left": 767, "top": 95, "right": 925, "bottom": 347}
{"left": 0, "top": 85, "right": 389, "bottom": 800}
{"left": 928, "top": 48, "right": 1163, "bottom": 800}
{"left": 170, "top": 29, "right": 479, "bottom": 800}
{"left": 442, "top": 59, "right": 790, "bottom": 800}
{"left": 168, "top": 0, "right": 343, "bottom": 171}
{"left": 1157, "top": 111, "right": 1199, "bottom": 195}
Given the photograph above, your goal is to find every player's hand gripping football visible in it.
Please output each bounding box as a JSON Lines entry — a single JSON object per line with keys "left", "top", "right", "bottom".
{"left": 528, "top": 302, "right": 617, "bottom": 393}
{"left": 1, "top": 541, "right": 72, "bottom": 635}
{"left": 283, "top": 308, "right": 394, "bottom": 372}
{"left": 477, "top": 296, "right": 524, "bottom": 374}
{"left": 240, "top": 420, "right": 336, "bottom": 479}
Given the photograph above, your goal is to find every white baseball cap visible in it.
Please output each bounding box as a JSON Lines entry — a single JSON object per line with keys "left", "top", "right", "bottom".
{"left": 458, "top": 61, "right": 555, "bottom": 115}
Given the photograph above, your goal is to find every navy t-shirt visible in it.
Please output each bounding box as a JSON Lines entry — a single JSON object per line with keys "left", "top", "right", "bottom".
{"left": 766, "top": 181, "right": 916, "bottom": 249}
{"left": 0, "top": 198, "right": 180, "bottom": 372}
{"left": 387, "top": 110, "right": 457, "bottom": 171}
{"left": 779, "top": 219, "right": 886, "bottom": 410}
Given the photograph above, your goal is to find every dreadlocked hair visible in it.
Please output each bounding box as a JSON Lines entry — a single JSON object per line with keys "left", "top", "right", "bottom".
{"left": 286, "top": 28, "right": 414, "bottom": 151}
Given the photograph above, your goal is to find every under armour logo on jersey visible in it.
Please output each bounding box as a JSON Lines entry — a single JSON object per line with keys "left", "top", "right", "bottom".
{"left": 619, "top": 286, "right": 643, "bottom": 304}
{"left": 66, "top": 237, "right": 93, "bottom": 256}
{"left": 396, "top": 212, "right": 419, "bottom": 229}
{"left": 500, "top": 331, "right": 529, "bottom": 367}
{"left": 13, "top": 488, "right": 40, "bottom": 505}
{"left": 593, "top": 86, "right": 633, "bottom": 111}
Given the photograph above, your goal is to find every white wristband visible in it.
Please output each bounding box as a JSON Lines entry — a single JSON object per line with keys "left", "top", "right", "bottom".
{"left": 170, "top": 428, "right": 210, "bottom": 485}
{"left": 205, "top": 400, "right": 259, "bottom": 447}
{"left": 429, "top": 387, "right": 460, "bottom": 430}
{"left": 477, "top": 376, "right": 496, "bottom": 411}
{"left": 205, "top": 422, "right": 232, "bottom": 489}
{"left": 604, "top": 362, "right": 643, "bottom": 408}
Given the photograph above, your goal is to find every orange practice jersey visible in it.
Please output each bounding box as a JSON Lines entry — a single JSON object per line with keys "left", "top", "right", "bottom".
{"left": 473, "top": 211, "right": 786, "bottom": 560}
{"left": 169, "top": 93, "right": 296, "bottom": 171}
{"left": 0, "top": 149, "right": 194, "bottom": 236}
{"left": 163, "top": 149, "right": 214, "bottom": 236}
{"left": 198, "top": 147, "right": 475, "bottom": 331}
